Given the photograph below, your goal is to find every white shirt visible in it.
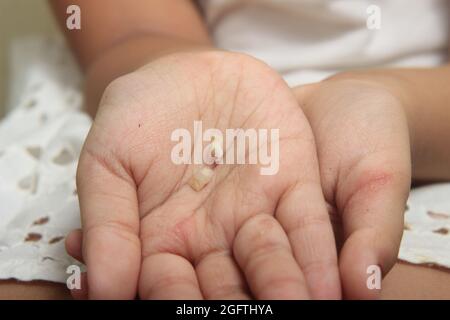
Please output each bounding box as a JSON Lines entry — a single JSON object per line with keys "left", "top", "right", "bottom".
{"left": 200, "top": 0, "right": 449, "bottom": 86}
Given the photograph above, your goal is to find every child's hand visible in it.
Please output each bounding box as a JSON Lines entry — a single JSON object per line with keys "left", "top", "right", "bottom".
{"left": 293, "top": 76, "right": 412, "bottom": 299}
{"left": 69, "top": 51, "right": 340, "bottom": 299}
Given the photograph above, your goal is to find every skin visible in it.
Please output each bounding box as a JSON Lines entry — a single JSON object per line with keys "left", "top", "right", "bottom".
{"left": 48, "top": 0, "right": 342, "bottom": 299}
{"left": 74, "top": 50, "right": 340, "bottom": 299}
{"left": 293, "top": 78, "right": 412, "bottom": 299}
{"left": 2, "top": 0, "right": 450, "bottom": 299}
{"left": 291, "top": 68, "right": 450, "bottom": 298}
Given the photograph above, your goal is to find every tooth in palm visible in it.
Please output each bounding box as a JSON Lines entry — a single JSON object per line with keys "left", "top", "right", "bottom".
{"left": 188, "top": 167, "right": 214, "bottom": 191}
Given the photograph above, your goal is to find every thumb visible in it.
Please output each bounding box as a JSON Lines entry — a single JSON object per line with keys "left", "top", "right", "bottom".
{"left": 337, "top": 160, "right": 411, "bottom": 299}
{"left": 77, "top": 148, "right": 141, "bottom": 299}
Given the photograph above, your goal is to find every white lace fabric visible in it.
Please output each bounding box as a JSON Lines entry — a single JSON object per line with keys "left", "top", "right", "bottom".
{"left": 0, "top": 37, "right": 448, "bottom": 284}
{"left": 0, "top": 38, "right": 88, "bottom": 282}
{"left": 399, "top": 184, "right": 450, "bottom": 268}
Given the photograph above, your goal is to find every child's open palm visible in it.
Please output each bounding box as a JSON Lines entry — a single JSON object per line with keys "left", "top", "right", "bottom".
{"left": 293, "top": 77, "right": 412, "bottom": 299}
{"left": 67, "top": 51, "right": 340, "bottom": 299}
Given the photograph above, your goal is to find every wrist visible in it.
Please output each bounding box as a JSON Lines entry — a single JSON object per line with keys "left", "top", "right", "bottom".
{"left": 84, "top": 34, "right": 214, "bottom": 116}
{"left": 327, "top": 70, "right": 418, "bottom": 145}
{"left": 326, "top": 69, "right": 450, "bottom": 180}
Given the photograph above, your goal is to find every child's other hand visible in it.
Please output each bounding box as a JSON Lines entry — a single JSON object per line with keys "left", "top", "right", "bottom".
{"left": 293, "top": 76, "right": 412, "bottom": 299}
{"left": 68, "top": 51, "right": 340, "bottom": 299}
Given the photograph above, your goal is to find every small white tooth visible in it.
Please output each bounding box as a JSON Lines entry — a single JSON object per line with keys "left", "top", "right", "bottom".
{"left": 188, "top": 167, "right": 214, "bottom": 191}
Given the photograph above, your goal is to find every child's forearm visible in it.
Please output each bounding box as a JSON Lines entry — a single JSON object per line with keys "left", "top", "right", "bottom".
{"left": 397, "top": 66, "right": 450, "bottom": 181}
{"left": 336, "top": 65, "right": 450, "bottom": 181}
{"left": 49, "top": 0, "right": 213, "bottom": 115}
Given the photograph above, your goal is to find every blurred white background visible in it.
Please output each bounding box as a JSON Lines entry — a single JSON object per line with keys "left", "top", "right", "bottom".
{"left": 0, "top": 0, "right": 60, "bottom": 117}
